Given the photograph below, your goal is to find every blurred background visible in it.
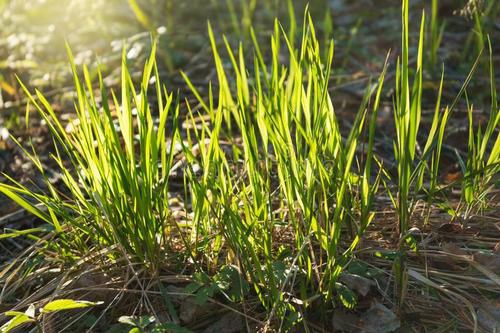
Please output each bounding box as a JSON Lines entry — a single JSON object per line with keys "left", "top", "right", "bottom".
{"left": 1, "top": 0, "right": 497, "bottom": 103}
{"left": 0, "top": 0, "right": 498, "bottom": 189}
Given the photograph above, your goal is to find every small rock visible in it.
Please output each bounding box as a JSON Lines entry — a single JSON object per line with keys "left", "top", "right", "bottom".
{"left": 332, "top": 310, "right": 361, "bottom": 332}
{"left": 339, "top": 273, "right": 375, "bottom": 297}
{"left": 179, "top": 298, "right": 215, "bottom": 324}
{"left": 477, "top": 302, "right": 500, "bottom": 332}
{"left": 332, "top": 302, "right": 400, "bottom": 333}
{"left": 360, "top": 302, "right": 400, "bottom": 333}
{"left": 166, "top": 285, "right": 188, "bottom": 303}
{"left": 202, "top": 312, "right": 244, "bottom": 333}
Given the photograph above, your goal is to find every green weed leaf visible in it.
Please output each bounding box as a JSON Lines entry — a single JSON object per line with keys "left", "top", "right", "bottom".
{"left": 42, "top": 299, "right": 102, "bottom": 313}
{"left": 0, "top": 313, "right": 34, "bottom": 333}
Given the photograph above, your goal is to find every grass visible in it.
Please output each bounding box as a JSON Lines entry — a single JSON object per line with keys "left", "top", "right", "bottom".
{"left": 461, "top": 0, "right": 499, "bottom": 62}
{"left": 1, "top": 10, "right": 389, "bottom": 330}
{"left": 181, "top": 15, "right": 389, "bottom": 325}
{"left": 392, "top": 0, "right": 498, "bottom": 305}
{"left": 459, "top": 37, "right": 499, "bottom": 218}
{"left": 1, "top": 43, "right": 181, "bottom": 272}
{"left": 0, "top": 0, "right": 499, "bottom": 331}
{"left": 428, "top": 0, "right": 445, "bottom": 69}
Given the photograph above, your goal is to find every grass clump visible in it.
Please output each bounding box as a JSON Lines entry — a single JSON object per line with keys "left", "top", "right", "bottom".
{"left": 0, "top": 43, "right": 181, "bottom": 272}
{"left": 459, "top": 38, "right": 499, "bottom": 218}
{"left": 0, "top": 0, "right": 499, "bottom": 331}
{"left": 181, "top": 13, "right": 388, "bottom": 325}
{"left": 391, "top": 0, "right": 499, "bottom": 305}
{"left": 0, "top": 11, "right": 387, "bottom": 329}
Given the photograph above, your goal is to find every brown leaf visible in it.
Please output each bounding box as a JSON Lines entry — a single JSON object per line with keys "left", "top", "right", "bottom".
{"left": 443, "top": 171, "right": 461, "bottom": 183}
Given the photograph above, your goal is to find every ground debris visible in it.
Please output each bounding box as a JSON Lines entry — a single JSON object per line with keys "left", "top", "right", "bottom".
{"left": 202, "top": 312, "right": 244, "bottom": 333}
{"left": 338, "top": 273, "right": 375, "bottom": 297}
{"left": 179, "top": 298, "right": 216, "bottom": 324}
{"left": 332, "top": 301, "right": 400, "bottom": 333}
{"left": 477, "top": 302, "right": 500, "bottom": 333}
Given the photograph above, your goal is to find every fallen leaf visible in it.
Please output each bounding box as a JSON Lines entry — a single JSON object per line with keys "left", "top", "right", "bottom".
{"left": 444, "top": 171, "right": 461, "bottom": 183}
